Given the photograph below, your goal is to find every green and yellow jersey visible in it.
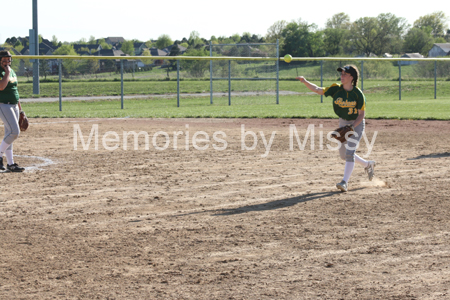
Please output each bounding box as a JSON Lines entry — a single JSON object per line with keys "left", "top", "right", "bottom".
{"left": 324, "top": 83, "right": 365, "bottom": 121}
{"left": 0, "top": 68, "right": 20, "bottom": 104}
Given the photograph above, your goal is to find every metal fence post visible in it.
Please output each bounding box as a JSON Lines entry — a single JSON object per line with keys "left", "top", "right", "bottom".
{"left": 210, "top": 41, "right": 213, "bottom": 105}
{"left": 228, "top": 60, "right": 231, "bottom": 106}
{"left": 58, "top": 59, "right": 62, "bottom": 111}
{"left": 361, "top": 60, "right": 364, "bottom": 91}
{"left": 177, "top": 60, "right": 180, "bottom": 107}
{"left": 398, "top": 61, "right": 401, "bottom": 100}
{"left": 320, "top": 60, "right": 323, "bottom": 103}
{"left": 120, "top": 60, "right": 124, "bottom": 109}
{"left": 434, "top": 61, "right": 437, "bottom": 99}
{"left": 276, "top": 39, "right": 279, "bottom": 104}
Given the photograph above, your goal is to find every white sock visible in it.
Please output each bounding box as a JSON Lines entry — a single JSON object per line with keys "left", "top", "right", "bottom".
{"left": 343, "top": 161, "right": 355, "bottom": 183}
{"left": 355, "top": 154, "right": 368, "bottom": 168}
{"left": 5, "top": 150, "right": 14, "bottom": 165}
{"left": 0, "top": 140, "right": 10, "bottom": 156}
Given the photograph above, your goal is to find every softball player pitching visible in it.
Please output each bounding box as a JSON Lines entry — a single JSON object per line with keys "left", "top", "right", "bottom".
{"left": 0, "top": 50, "right": 25, "bottom": 172}
{"left": 297, "top": 65, "right": 376, "bottom": 192}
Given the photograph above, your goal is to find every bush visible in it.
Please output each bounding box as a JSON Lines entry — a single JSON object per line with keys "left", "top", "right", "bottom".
{"left": 413, "top": 60, "right": 450, "bottom": 78}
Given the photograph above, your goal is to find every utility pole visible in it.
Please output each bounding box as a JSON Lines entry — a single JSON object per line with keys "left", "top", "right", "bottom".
{"left": 31, "top": 0, "right": 39, "bottom": 94}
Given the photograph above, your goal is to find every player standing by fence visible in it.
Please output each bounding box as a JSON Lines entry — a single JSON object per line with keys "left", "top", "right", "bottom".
{"left": 297, "top": 65, "right": 376, "bottom": 192}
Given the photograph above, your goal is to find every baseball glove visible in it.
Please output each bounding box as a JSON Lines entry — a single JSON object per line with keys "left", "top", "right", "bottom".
{"left": 331, "top": 125, "right": 354, "bottom": 143}
{"left": 19, "top": 111, "right": 29, "bottom": 132}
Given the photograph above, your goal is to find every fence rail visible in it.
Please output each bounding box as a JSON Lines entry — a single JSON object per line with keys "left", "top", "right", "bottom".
{"left": 13, "top": 55, "right": 450, "bottom": 62}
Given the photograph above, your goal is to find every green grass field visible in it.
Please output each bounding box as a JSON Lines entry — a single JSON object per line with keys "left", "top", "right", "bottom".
{"left": 18, "top": 67, "right": 450, "bottom": 120}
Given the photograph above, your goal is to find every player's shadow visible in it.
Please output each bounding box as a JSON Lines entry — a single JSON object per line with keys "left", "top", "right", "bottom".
{"left": 408, "top": 152, "right": 450, "bottom": 160}
{"left": 213, "top": 190, "right": 359, "bottom": 216}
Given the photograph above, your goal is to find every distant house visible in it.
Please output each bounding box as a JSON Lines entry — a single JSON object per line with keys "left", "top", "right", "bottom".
{"left": 399, "top": 53, "right": 423, "bottom": 65}
{"left": 96, "top": 49, "right": 137, "bottom": 72}
{"left": 20, "top": 39, "right": 55, "bottom": 55}
{"left": 355, "top": 53, "right": 377, "bottom": 58}
{"left": 104, "top": 37, "right": 125, "bottom": 48}
{"left": 383, "top": 53, "right": 393, "bottom": 58}
{"left": 148, "top": 47, "right": 168, "bottom": 66}
{"left": 0, "top": 47, "right": 20, "bottom": 55}
{"left": 428, "top": 43, "right": 450, "bottom": 57}
{"left": 133, "top": 42, "right": 148, "bottom": 55}
{"left": 163, "top": 44, "right": 187, "bottom": 56}
{"left": 19, "top": 39, "right": 58, "bottom": 74}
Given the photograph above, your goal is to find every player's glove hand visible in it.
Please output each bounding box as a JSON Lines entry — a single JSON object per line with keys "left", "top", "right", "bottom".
{"left": 331, "top": 125, "right": 354, "bottom": 143}
{"left": 19, "top": 111, "right": 29, "bottom": 132}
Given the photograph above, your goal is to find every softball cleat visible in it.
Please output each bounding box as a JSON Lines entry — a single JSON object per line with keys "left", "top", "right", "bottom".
{"left": 336, "top": 180, "right": 348, "bottom": 192}
{"left": 0, "top": 157, "right": 4, "bottom": 170}
{"left": 7, "top": 163, "right": 25, "bottom": 172}
{"left": 365, "top": 161, "right": 376, "bottom": 181}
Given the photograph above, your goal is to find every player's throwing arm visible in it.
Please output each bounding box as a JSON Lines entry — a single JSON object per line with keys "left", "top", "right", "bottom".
{"left": 296, "top": 76, "right": 325, "bottom": 95}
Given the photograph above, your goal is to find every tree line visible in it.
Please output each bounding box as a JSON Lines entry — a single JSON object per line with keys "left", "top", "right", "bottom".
{"left": 3, "top": 11, "right": 448, "bottom": 59}
{"left": 267, "top": 11, "right": 450, "bottom": 57}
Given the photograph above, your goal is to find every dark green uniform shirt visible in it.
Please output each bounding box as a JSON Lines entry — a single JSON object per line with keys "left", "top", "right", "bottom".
{"left": 0, "top": 68, "right": 20, "bottom": 104}
{"left": 324, "top": 83, "right": 366, "bottom": 121}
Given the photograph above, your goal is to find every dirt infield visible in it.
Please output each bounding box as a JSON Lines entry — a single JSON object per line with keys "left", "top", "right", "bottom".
{"left": 1, "top": 117, "right": 450, "bottom": 299}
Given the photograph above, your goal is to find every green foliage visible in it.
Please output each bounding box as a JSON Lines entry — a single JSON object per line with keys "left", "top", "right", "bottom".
{"left": 266, "top": 20, "right": 287, "bottom": 44}
{"left": 323, "top": 28, "right": 349, "bottom": 55}
{"left": 351, "top": 13, "right": 408, "bottom": 56}
{"left": 413, "top": 60, "right": 450, "bottom": 78}
{"left": 53, "top": 45, "right": 79, "bottom": 77}
{"left": 120, "top": 40, "right": 135, "bottom": 56}
{"left": 181, "top": 49, "right": 210, "bottom": 78}
{"left": 156, "top": 34, "right": 173, "bottom": 49}
{"left": 326, "top": 13, "right": 351, "bottom": 29}
{"left": 363, "top": 61, "right": 396, "bottom": 79}
{"left": 413, "top": 11, "right": 449, "bottom": 37}
{"left": 98, "top": 39, "right": 112, "bottom": 50}
{"left": 403, "top": 28, "right": 434, "bottom": 55}
{"left": 281, "top": 20, "right": 325, "bottom": 57}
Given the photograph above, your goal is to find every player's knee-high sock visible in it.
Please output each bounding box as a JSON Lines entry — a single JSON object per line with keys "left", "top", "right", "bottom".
{"left": 354, "top": 154, "right": 368, "bottom": 167}
{"left": 0, "top": 140, "right": 11, "bottom": 157}
{"left": 343, "top": 161, "right": 355, "bottom": 183}
{"left": 5, "top": 150, "right": 13, "bottom": 165}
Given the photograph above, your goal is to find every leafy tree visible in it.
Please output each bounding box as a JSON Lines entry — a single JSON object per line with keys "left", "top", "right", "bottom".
{"left": 145, "top": 40, "right": 154, "bottom": 48}
{"left": 181, "top": 48, "right": 209, "bottom": 77}
{"left": 403, "top": 27, "right": 434, "bottom": 55}
{"left": 98, "top": 39, "right": 112, "bottom": 50}
{"left": 266, "top": 20, "right": 287, "bottom": 44}
{"left": 79, "top": 59, "right": 100, "bottom": 75}
{"left": 323, "top": 28, "right": 349, "bottom": 55}
{"left": 156, "top": 34, "right": 173, "bottom": 49}
{"left": 121, "top": 40, "right": 135, "bottom": 55}
{"left": 51, "top": 35, "right": 59, "bottom": 46}
{"left": 77, "top": 37, "right": 87, "bottom": 44}
{"left": 281, "top": 19, "right": 325, "bottom": 57}
{"left": 14, "top": 44, "right": 24, "bottom": 54}
{"left": 188, "top": 31, "right": 202, "bottom": 48}
{"left": 88, "top": 35, "right": 96, "bottom": 45}
{"left": 169, "top": 44, "right": 181, "bottom": 56}
{"left": 140, "top": 49, "right": 153, "bottom": 65}
{"left": 53, "top": 44, "right": 79, "bottom": 77}
{"left": 414, "top": 11, "right": 449, "bottom": 37}
{"left": 350, "top": 13, "right": 408, "bottom": 56}
{"left": 230, "top": 34, "right": 241, "bottom": 43}
{"left": 326, "top": 12, "right": 351, "bottom": 29}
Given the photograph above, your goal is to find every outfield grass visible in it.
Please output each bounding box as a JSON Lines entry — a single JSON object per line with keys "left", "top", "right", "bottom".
{"left": 24, "top": 91, "right": 450, "bottom": 120}
{"left": 17, "top": 69, "right": 450, "bottom": 120}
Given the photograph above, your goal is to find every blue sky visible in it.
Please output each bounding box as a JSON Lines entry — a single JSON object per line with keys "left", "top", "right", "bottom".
{"left": 2, "top": 0, "right": 448, "bottom": 44}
